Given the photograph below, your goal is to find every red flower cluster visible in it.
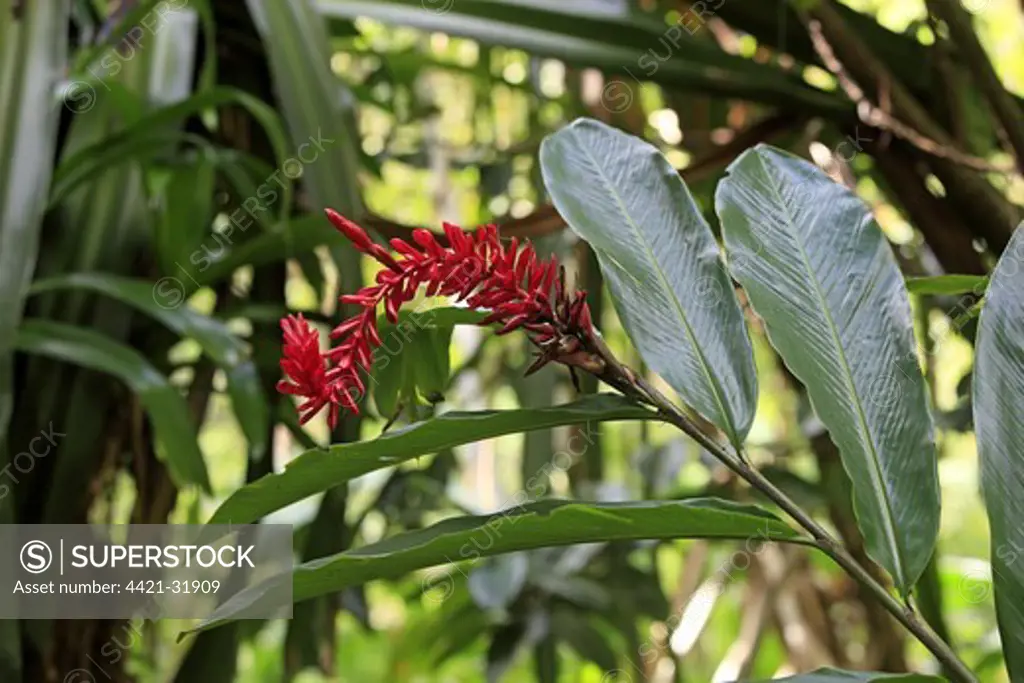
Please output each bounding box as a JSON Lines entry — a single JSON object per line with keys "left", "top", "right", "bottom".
{"left": 278, "top": 209, "right": 597, "bottom": 428}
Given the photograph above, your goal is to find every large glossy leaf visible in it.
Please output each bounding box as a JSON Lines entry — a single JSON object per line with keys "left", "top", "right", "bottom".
{"left": 973, "top": 224, "right": 1024, "bottom": 678}
{"left": 715, "top": 144, "right": 939, "bottom": 596}
{"left": 206, "top": 395, "right": 663, "bottom": 526}
{"left": 14, "top": 320, "right": 210, "bottom": 493}
{"left": 743, "top": 669, "right": 945, "bottom": 682}
{"left": 189, "top": 498, "right": 801, "bottom": 633}
{"left": 30, "top": 272, "right": 269, "bottom": 460}
{"left": 541, "top": 118, "right": 757, "bottom": 448}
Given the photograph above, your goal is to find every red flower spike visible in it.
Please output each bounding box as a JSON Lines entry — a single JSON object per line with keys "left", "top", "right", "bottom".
{"left": 277, "top": 211, "right": 601, "bottom": 428}
{"left": 277, "top": 314, "right": 344, "bottom": 427}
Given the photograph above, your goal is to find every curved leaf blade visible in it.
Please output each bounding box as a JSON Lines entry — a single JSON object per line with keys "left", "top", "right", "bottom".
{"left": 197, "top": 215, "right": 327, "bottom": 285}
{"left": 29, "top": 272, "right": 269, "bottom": 460}
{"left": 206, "top": 395, "right": 663, "bottom": 526}
{"left": 974, "top": 224, "right": 1024, "bottom": 678}
{"left": 905, "top": 274, "right": 988, "bottom": 296}
{"left": 246, "top": 0, "right": 364, "bottom": 217}
{"left": 715, "top": 144, "right": 939, "bottom": 595}
{"left": 51, "top": 86, "right": 293, "bottom": 216}
{"left": 15, "top": 320, "right": 210, "bottom": 492}
{"left": 540, "top": 118, "right": 757, "bottom": 448}
{"left": 189, "top": 498, "right": 801, "bottom": 634}
{"left": 0, "top": 3, "right": 68, "bottom": 674}
{"left": 0, "top": 0, "right": 68, "bottom": 448}
{"left": 745, "top": 668, "right": 945, "bottom": 682}
{"left": 317, "top": 0, "right": 849, "bottom": 117}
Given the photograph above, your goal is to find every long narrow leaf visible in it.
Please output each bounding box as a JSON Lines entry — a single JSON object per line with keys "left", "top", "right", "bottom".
{"left": 541, "top": 118, "right": 757, "bottom": 448}
{"left": 15, "top": 320, "right": 211, "bottom": 493}
{"left": 0, "top": 0, "right": 68, "bottom": 444}
{"left": 715, "top": 144, "right": 939, "bottom": 596}
{"left": 0, "top": 4, "right": 69, "bottom": 675}
{"left": 30, "top": 272, "right": 269, "bottom": 460}
{"left": 246, "top": 0, "right": 363, "bottom": 216}
{"left": 316, "top": 0, "right": 849, "bottom": 117}
{"left": 207, "top": 395, "right": 663, "bottom": 526}
{"left": 50, "top": 86, "right": 293, "bottom": 213}
{"left": 974, "top": 225, "right": 1024, "bottom": 678}
{"left": 197, "top": 215, "right": 331, "bottom": 285}
{"left": 745, "top": 669, "right": 945, "bottom": 682}
{"left": 905, "top": 274, "right": 988, "bottom": 296}
{"left": 189, "top": 498, "right": 802, "bottom": 634}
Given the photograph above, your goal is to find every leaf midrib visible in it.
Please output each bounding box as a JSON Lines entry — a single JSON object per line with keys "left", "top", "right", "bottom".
{"left": 574, "top": 132, "right": 738, "bottom": 445}
{"left": 751, "top": 151, "right": 906, "bottom": 587}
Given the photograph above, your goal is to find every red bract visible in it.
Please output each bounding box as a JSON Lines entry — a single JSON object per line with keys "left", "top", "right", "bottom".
{"left": 278, "top": 209, "right": 598, "bottom": 428}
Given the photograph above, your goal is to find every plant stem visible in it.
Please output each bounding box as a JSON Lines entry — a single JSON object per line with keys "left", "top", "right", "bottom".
{"left": 586, "top": 337, "right": 977, "bottom": 682}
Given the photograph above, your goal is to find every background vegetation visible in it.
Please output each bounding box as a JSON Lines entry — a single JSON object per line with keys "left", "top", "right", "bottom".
{"left": 1, "top": 0, "right": 1022, "bottom": 680}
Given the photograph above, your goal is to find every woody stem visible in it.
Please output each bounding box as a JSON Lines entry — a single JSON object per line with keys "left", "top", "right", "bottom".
{"left": 585, "top": 337, "right": 976, "bottom": 682}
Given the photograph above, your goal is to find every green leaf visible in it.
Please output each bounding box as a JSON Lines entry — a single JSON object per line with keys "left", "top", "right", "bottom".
{"left": 715, "top": 144, "right": 939, "bottom": 596}
{"left": 412, "top": 326, "right": 454, "bottom": 401}
{"left": 29, "top": 272, "right": 269, "bottom": 460}
{"left": 73, "top": 0, "right": 171, "bottom": 74}
{"left": 14, "top": 320, "right": 210, "bottom": 492}
{"left": 533, "top": 638, "right": 559, "bottom": 683}
{"left": 188, "top": 498, "right": 800, "bottom": 634}
{"left": 222, "top": 362, "right": 270, "bottom": 462}
{"left": 973, "top": 224, "right": 1024, "bottom": 679}
{"left": 905, "top": 275, "right": 988, "bottom": 296}
{"left": 0, "top": 0, "right": 68, "bottom": 443}
{"left": 171, "top": 625, "right": 240, "bottom": 683}
{"left": 153, "top": 155, "right": 218, "bottom": 275}
{"left": 468, "top": 554, "right": 529, "bottom": 612}
{"left": 197, "top": 215, "right": 330, "bottom": 285}
{"left": 0, "top": 4, "right": 68, "bottom": 675}
{"left": 51, "top": 86, "right": 293, "bottom": 213}
{"left": 744, "top": 668, "right": 946, "bottom": 682}
{"left": 369, "top": 307, "right": 482, "bottom": 416}
{"left": 318, "top": 0, "right": 849, "bottom": 117}
{"left": 245, "top": 0, "right": 364, "bottom": 217}
{"left": 550, "top": 609, "right": 618, "bottom": 673}
{"left": 488, "top": 622, "right": 531, "bottom": 683}
{"left": 206, "top": 395, "right": 664, "bottom": 526}
{"left": 372, "top": 345, "right": 406, "bottom": 418}
{"left": 379, "top": 307, "right": 488, "bottom": 330}
{"left": 540, "top": 118, "right": 757, "bottom": 448}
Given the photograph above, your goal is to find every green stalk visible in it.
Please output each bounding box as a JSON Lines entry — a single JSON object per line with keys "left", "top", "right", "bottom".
{"left": 584, "top": 336, "right": 978, "bottom": 683}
